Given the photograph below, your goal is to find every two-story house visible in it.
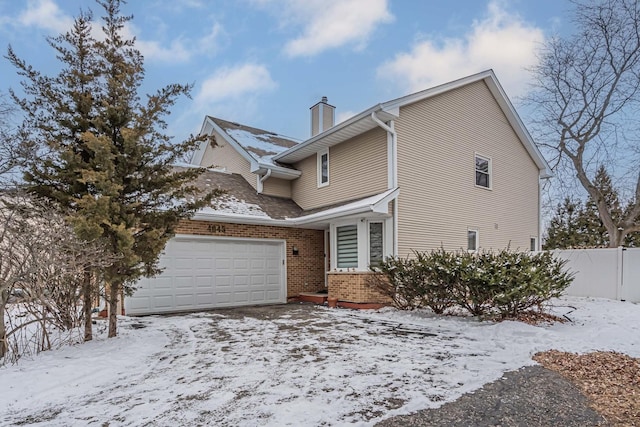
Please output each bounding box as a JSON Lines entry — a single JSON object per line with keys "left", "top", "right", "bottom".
{"left": 125, "top": 70, "right": 552, "bottom": 315}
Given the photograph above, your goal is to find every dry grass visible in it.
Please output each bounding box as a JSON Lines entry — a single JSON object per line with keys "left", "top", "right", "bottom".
{"left": 534, "top": 350, "right": 640, "bottom": 426}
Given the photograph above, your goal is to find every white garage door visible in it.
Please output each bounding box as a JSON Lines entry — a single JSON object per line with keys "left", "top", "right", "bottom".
{"left": 125, "top": 236, "right": 286, "bottom": 315}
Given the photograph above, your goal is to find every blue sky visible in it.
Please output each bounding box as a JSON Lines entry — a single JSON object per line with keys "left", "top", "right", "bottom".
{"left": 0, "top": 0, "right": 571, "bottom": 143}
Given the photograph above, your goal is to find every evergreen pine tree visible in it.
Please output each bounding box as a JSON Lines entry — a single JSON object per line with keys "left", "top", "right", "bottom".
{"left": 544, "top": 197, "right": 584, "bottom": 249}
{"left": 8, "top": 0, "right": 218, "bottom": 337}
{"left": 583, "top": 166, "right": 623, "bottom": 247}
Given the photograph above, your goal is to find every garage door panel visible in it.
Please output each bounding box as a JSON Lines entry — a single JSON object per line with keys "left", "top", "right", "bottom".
{"left": 233, "top": 291, "right": 249, "bottom": 303}
{"left": 195, "top": 276, "right": 212, "bottom": 287}
{"left": 196, "top": 293, "right": 214, "bottom": 305}
{"left": 215, "top": 258, "right": 232, "bottom": 270}
{"left": 195, "top": 257, "right": 213, "bottom": 269}
{"left": 152, "top": 295, "right": 174, "bottom": 309}
{"left": 126, "top": 237, "right": 286, "bottom": 315}
{"left": 215, "top": 275, "right": 232, "bottom": 287}
{"left": 266, "top": 274, "right": 281, "bottom": 285}
{"left": 250, "top": 290, "right": 266, "bottom": 301}
{"left": 174, "top": 257, "right": 195, "bottom": 269}
{"left": 233, "top": 259, "right": 249, "bottom": 269}
{"left": 265, "top": 258, "right": 280, "bottom": 269}
{"left": 127, "top": 296, "right": 150, "bottom": 310}
{"left": 174, "top": 276, "right": 194, "bottom": 288}
{"left": 175, "top": 294, "right": 195, "bottom": 307}
{"left": 233, "top": 275, "right": 249, "bottom": 286}
{"left": 152, "top": 277, "right": 173, "bottom": 290}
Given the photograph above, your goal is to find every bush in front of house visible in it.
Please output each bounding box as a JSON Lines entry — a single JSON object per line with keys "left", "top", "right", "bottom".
{"left": 368, "top": 248, "right": 574, "bottom": 319}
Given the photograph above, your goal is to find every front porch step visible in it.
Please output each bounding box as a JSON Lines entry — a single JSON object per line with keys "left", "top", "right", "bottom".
{"left": 296, "top": 292, "right": 328, "bottom": 305}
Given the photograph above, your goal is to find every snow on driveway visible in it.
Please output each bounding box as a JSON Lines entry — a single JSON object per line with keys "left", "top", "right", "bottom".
{"left": 2, "top": 297, "right": 639, "bottom": 426}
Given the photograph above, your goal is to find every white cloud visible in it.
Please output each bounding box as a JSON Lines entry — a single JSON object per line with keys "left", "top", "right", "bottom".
{"left": 136, "top": 38, "right": 192, "bottom": 63}
{"left": 171, "top": 63, "right": 277, "bottom": 139}
{"left": 17, "top": 0, "right": 73, "bottom": 34}
{"left": 254, "top": 0, "right": 393, "bottom": 57}
{"left": 13, "top": 0, "right": 223, "bottom": 64}
{"left": 336, "top": 110, "right": 357, "bottom": 124}
{"left": 195, "top": 63, "right": 276, "bottom": 105}
{"left": 377, "top": 0, "right": 544, "bottom": 99}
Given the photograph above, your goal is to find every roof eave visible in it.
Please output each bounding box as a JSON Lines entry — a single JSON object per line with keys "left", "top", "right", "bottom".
{"left": 294, "top": 188, "right": 399, "bottom": 225}
{"left": 273, "top": 105, "right": 398, "bottom": 163}
{"left": 477, "top": 72, "right": 554, "bottom": 179}
{"left": 202, "top": 117, "right": 261, "bottom": 169}
{"left": 250, "top": 162, "right": 302, "bottom": 180}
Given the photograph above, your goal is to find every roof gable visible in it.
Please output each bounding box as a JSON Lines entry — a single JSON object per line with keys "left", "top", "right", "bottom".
{"left": 210, "top": 117, "right": 299, "bottom": 164}
{"left": 272, "top": 70, "right": 552, "bottom": 178}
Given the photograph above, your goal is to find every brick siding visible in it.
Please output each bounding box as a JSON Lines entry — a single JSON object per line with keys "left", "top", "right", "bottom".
{"left": 328, "top": 272, "right": 391, "bottom": 303}
{"left": 175, "top": 220, "right": 324, "bottom": 297}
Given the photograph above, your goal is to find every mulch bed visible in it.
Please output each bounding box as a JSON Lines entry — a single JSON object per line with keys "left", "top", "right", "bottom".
{"left": 533, "top": 350, "right": 640, "bottom": 426}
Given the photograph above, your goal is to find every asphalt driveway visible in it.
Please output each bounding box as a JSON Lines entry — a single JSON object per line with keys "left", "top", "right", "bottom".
{"left": 2, "top": 301, "right": 614, "bottom": 426}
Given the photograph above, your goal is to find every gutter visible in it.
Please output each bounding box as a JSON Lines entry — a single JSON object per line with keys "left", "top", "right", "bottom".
{"left": 192, "top": 187, "right": 399, "bottom": 227}
{"left": 273, "top": 103, "right": 386, "bottom": 162}
{"left": 371, "top": 111, "right": 399, "bottom": 256}
{"left": 250, "top": 161, "right": 302, "bottom": 179}
{"left": 256, "top": 169, "right": 272, "bottom": 194}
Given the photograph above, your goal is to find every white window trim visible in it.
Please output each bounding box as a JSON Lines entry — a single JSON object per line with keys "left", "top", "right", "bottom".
{"left": 317, "top": 148, "right": 329, "bottom": 188}
{"left": 467, "top": 228, "right": 479, "bottom": 252}
{"left": 530, "top": 236, "right": 538, "bottom": 252}
{"left": 330, "top": 217, "right": 393, "bottom": 271}
{"left": 474, "top": 153, "right": 492, "bottom": 190}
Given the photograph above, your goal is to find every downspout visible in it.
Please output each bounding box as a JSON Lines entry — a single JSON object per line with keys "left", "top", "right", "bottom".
{"left": 371, "top": 112, "right": 398, "bottom": 256}
{"left": 257, "top": 168, "right": 272, "bottom": 194}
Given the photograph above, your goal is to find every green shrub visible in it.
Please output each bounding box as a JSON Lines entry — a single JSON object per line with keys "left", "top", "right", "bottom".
{"left": 367, "top": 256, "right": 426, "bottom": 310}
{"left": 368, "top": 249, "right": 574, "bottom": 318}
{"left": 451, "top": 251, "right": 497, "bottom": 316}
{"left": 413, "top": 250, "right": 455, "bottom": 314}
{"left": 490, "top": 250, "right": 574, "bottom": 318}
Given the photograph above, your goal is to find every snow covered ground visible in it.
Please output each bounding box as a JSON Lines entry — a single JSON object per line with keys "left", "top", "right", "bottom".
{"left": 1, "top": 297, "right": 639, "bottom": 426}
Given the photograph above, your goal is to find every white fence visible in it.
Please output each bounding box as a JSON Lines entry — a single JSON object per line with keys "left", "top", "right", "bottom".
{"left": 553, "top": 248, "right": 640, "bottom": 303}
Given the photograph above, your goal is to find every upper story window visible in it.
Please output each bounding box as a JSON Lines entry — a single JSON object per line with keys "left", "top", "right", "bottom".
{"left": 468, "top": 229, "right": 478, "bottom": 252}
{"left": 317, "top": 148, "right": 329, "bottom": 187}
{"left": 475, "top": 154, "right": 491, "bottom": 189}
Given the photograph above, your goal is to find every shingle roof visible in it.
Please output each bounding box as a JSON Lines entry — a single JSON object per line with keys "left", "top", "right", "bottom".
{"left": 188, "top": 167, "right": 303, "bottom": 220}
{"left": 209, "top": 117, "right": 299, "bottom": 167}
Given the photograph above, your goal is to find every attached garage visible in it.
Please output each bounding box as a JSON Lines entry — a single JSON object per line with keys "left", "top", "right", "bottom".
{"left": 125, "top": 235, "right": 286, "bottom": 315}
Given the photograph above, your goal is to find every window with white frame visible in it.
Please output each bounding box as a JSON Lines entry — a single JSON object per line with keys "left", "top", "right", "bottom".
{"left": 530, "top": 237, "right": 537, "bottom": 251}
{"left": 317, "top": 148, "right": 329, "bottom": 187}
{"left": 475, "top": 154, "right": 491, "bottom": 189}
{"left": 369, "top": 222, "right": 384, "bottom": 265}
{"left": 467, "top": 229, "right": 478, "bottom": 252}
{"left": 336, "top": 225, "right": 357, "bottom": 268}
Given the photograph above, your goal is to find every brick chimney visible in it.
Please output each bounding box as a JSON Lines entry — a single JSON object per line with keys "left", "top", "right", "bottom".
{"left": 310, "top": 96, "right": 335, "bottom": 137}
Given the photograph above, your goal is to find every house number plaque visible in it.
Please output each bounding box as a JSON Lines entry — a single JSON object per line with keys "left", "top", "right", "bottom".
{"left": 207, "top": 224, "right": 226, "bottom": 234}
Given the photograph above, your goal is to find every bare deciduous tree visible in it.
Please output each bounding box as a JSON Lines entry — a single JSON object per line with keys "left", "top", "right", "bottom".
{"left": 529, "top": 0, "right": 640, "bottom": 247}
{"left": 0, "top": 190, "right": 115, "bottom": 362}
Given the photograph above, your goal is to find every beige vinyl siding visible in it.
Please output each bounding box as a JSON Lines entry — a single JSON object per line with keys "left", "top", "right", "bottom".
{"left": 395, "top": 80, "right": 539, "bottom": 256}
{"left": 262, "top": 177, "right": 292, "bottom": 198}
{"left": 292, "top": 127, "right": 388, "bottom": 210}
{"left": 322, "top": 104, "right": 334, "bottom": 131}
{"left": 200, "top": 132, "right": 257, "bottom": 190}
{"left": 311, "top": 108, "right": 320, "bottom": 136}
